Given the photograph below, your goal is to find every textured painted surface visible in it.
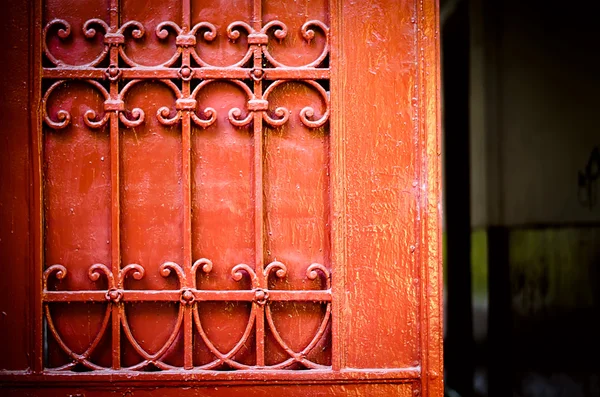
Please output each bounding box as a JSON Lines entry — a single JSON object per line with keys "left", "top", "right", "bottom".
{"left": 4, "top": 382, "right": 414, "bottom": 397}
{"left": 0, "top": 0, "right": 31, "bottom": 372}
{"left": 418, "top": 1, "right": 443, "bottom": 395}
{"left": 340, "top": 0, "right": 420, "bottom": 369}
{"left": 191, "top": 80, "right": 256, "bottom": 367}
{"left": 0, "top": 0, "right": 442, "bottom": 394}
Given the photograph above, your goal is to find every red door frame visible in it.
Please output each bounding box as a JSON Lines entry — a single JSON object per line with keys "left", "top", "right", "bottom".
{"left": 0, "top": 0, "right": 442, "bottom": 395}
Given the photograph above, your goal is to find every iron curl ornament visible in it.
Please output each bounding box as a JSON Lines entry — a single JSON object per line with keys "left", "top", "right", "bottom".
{"left": 43, "top": 18, "right": 329, "bottom": 69}
{"left": 42, "top": 79, "right": 110, "bottom": 129}
{"left": 43, "top": 18, "right": 110, "bottom": 68}
{"left": 226, "top": 19, "right": 330, "bottom": 68}
{"left": 40, "top": 3, "right": 332, "bottom": 374}
{"left": 42, "top": 16, "right": 330, "bottom": 130}
{"left": 42, "top": 79, "right": 329, "bottom": 131}
{"left": 42, "top": 79, "right": 145, "bottom": 130}
{"left": 42, "top": 260, "right": 331, "bottom": 371}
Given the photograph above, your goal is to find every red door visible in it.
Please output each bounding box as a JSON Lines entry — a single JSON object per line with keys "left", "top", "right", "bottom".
{"left": 0, "top": 0, "right": 442, "bottom": 396}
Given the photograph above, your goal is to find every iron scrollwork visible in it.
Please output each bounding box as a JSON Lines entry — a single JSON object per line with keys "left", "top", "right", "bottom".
{"left": 43, "top": 15, "right": 330, "bottom": 132}
{"left": 41, "top": 3, "right": 331, "bottom": 373}
{"left": 44, "top": 260, "right": 331, "bottom": 371}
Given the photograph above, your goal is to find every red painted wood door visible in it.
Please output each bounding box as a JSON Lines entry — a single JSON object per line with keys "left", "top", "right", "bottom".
{"left": 0, "top": 0, "right": 442, "bottom": 396}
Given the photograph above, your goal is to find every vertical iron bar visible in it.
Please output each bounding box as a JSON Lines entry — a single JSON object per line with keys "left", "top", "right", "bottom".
{"left": 183, "top": 0, "right": 190, "bottom": 31}
{"left": 181, "top": 0, "right": 193, "bottom": 370}
{"left": 109, "top": 0, "right": 121, "bottom": 370}
{"left": 252, "top": 0, "right": 266, "bottom": 368}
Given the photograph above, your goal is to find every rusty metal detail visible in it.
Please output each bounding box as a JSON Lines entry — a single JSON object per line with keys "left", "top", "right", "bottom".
{"left": 42, "top": 15, "right": 330, "bottom": 130}
{"left": 44, "top": 261, "right": 331, "bottom": 371}
{"left": 40, "top": 0, "right": 331, "bottom": 373}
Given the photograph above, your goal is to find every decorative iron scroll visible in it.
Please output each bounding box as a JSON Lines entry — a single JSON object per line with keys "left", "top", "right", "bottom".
{"left": 41, "top": 1, "right": 331, "bottom": 373}
{"left": 42, "top": 16, "right": 330, "bottom": 131}
{"left": 44, "top": 260, "right": 331, "bottom": 371}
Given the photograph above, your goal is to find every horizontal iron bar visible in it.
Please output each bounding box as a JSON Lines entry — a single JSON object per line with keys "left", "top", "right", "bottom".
{"left": 0, "top": 367, "right": 420, "bottom": 386}
{"left": 270, "top": 290, "right": 332, "bottom": 301}
{"left": 43, "top": 289, "right": 332, "bottom": 302}
{"left": 42, "top": 67, "right": 330, "bottom": 80}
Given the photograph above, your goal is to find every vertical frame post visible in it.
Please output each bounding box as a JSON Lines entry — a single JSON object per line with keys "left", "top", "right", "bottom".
{"left": 31, "top": 0, "right": 44, "bottom": 374}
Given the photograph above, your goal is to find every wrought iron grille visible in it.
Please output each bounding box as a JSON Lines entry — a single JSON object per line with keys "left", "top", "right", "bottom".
{"left": 41, "top": 0, "right": 331, "bottom": 372}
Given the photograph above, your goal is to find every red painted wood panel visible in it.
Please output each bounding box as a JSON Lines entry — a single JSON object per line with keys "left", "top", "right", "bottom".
{"left": 263, "top": 80, "right": 331, "bottom": 367}
{"left": 44, "top": 0, "right": 109, "bottom": 66}
{"left": 0, "top": 0, "right": 32, "bottom": 372}
{"left": 337, "top": 0, "right": 420, "bottom": 369}
{"left": 3, "top": 383, "right": 414, "bottom": 397}
{"left": 191, "top": 81, "right": 255, "bottom": 366}
{"left": 191, "top": 0, "right": 252, "bottom": 67}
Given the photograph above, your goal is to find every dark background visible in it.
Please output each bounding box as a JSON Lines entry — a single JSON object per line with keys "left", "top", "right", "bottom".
{"left": 442, "top": 0, "right": 600, "bottom": 396}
